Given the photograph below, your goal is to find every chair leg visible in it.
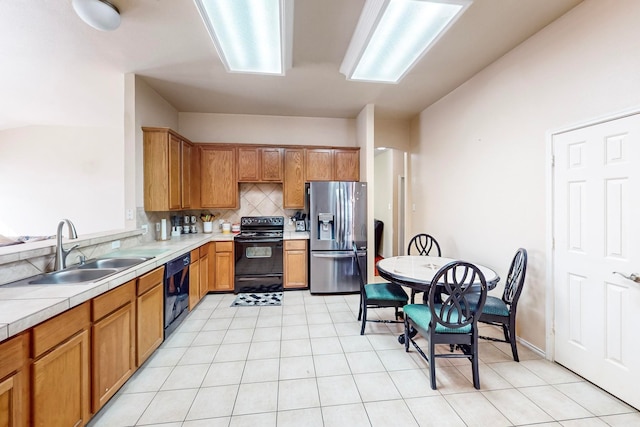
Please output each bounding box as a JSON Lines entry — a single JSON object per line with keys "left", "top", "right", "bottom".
{"left": 360, "top": 302, "right": 367, "bottom": 335}
{"left": 502, "top": 324, "right": 509, "bottom": 342}
{"left": 410, "top": 289, "right": 416, "bottom": 304}
{"left": 404, "top": 318, "right": 410, "bottom": 352}
{"left": 472, "top": 333, "right": 480, "bottom": 389}
{"left": 508, "top": 317, "right": 519, "bottom": 362}
{"left": 357, "top": 293, "right": 363, "bottom": 321}
{"left": 429, "top": 335, "right": 437, "bottom": 390}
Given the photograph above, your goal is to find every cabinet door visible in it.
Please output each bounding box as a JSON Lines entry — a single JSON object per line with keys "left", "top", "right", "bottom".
{"left": 181, "top": 141, "right": 192, "bottom": 208}
{"left": 284, "top": 240, "right": 308, "bottom": 289}
{"left": 237, "top": 147, "right": 260, "bottom": 182}
{"left": 200, "top": 252, "right": 209, "bottom": 299}
{"left": 92, "top": 303, "right": 135, "bottom": 412}
{"left": 0, "top": 333, "right": 28, "bottom": 427}
{"left": 283, "top": 149, "right": 305, "bottom": 208}
{"left": 32, "top": 330, "right": 90, "bottom": 427}
{"left": 334, "top": 149, "right": 360, "bottom": 181}
{"left": 214, "top": 242, "right": 234, "bottom": 291}
{"left": 0, "top": 373, "right": 22, "bottom": 427}
{"left": 261, "top": 148, "right": 283, "bottom": 181}
{"left": 168, "top": 134, "right": 182, "bottom": 210}
{"left": 305, "top": 149, "right": 333, "bottom": 181}
{"left": 189, "top": 258, "right": 200, "bottom": 310}
{"left": 136, "top": 283, "right": 164, "bottom": 366}
{"left": 200, "top": 146, "right": 238, "bottom": 208}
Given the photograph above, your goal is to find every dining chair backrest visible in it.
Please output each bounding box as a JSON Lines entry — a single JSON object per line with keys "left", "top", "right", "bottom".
{"left": 407, "top": 234, "right": 441, "bottom": 257}
{"left": 502, "top": 248, "right": 527, "bottom": 306}
{"left": 353, "top": 242, "right": 366, "bottom": 291}
{"left": 429, "top": 261, "right": 487, "bottom": 331}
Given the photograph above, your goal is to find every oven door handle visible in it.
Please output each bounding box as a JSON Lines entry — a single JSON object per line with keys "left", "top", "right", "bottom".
{"left": 235, "top": 275, "right": 283, "bottom": 281}
{"left": 236, "top": 239, "right": 284, "bottom": 244}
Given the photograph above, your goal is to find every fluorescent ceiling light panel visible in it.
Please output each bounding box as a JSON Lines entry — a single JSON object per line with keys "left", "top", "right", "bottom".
{"left": 341, "top": 0, "right": 471, "bottom": 83}
{"left": 194, "top": 0, "right": 293, "bottom": 75}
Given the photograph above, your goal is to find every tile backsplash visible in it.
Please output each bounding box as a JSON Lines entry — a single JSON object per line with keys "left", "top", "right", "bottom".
{"left": 139, "top": 183, "right": 301, "bottom": 241}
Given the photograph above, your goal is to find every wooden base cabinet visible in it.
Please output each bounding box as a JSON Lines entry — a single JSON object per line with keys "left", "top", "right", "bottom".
{"left": 211, "top": 241, "right": 234, "bottom": 291}
{"left": 136, "top": 267, "right": 165, "bottom": 367}
{"left": 31, "top": 303, "right": 91, "bottom": 427}
{"left": 199, "top": 244, "right": 210, "bottom": 299}
{"left": 0, "top": 333, "right": 29, "bottom": 427}
{"left": 284, "top": 240, "right": 308, "bottom": 289}
{"left": 91, "top": 281, "right": 136, "bottom": 413}
{"left": 189, "top": 248, "right": 201, "bottom": 310}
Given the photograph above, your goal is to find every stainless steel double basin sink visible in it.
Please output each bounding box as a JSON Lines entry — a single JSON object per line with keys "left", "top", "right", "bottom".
{"left": 29, "top": 257, "right": 153, "bottom": 285}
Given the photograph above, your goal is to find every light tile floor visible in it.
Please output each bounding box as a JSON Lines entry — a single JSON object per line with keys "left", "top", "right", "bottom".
{"left": 88, "top": 291, "right": 640, "bottom": 427}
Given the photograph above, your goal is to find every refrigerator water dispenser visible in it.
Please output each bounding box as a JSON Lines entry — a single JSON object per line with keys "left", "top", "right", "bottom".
{"left": 318, "top": 213, "right": 334, "bottom": 240}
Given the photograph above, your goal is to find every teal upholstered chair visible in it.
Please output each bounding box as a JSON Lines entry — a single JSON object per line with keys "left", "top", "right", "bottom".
{"left": 470, "top": 248, "right": 527, "bottom": 361}
{"left": 354, "top": 243, "right": 408, "bottom": 335}
{"left": 403, "top": 261, "right": 487, "bottom": 389}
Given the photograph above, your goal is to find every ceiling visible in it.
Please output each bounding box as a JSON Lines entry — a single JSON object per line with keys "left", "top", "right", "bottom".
{"left": 1, "top": 0, "right": 583, "bottom": 128}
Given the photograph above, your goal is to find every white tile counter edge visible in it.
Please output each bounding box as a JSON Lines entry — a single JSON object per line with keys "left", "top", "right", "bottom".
{"left": 0, "top": 230, "right": 309, "bottom": 342}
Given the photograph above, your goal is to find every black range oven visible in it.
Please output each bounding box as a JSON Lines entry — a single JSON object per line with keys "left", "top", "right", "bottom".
{"left": 234, "top": 216, "right": 284, "bottom": 294}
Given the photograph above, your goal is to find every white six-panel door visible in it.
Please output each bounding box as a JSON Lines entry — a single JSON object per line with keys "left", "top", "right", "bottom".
{"left": 553, "top": 113, "right": 640, "bottom": 409}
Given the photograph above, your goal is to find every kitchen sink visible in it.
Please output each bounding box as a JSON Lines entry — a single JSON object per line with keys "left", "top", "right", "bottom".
{"left": 27, "top": 256, "right": 154, "bottom": 285}
{"left": 29, "top": 268, "right": 119, "bottom": 285}
{"left": 78, "top": 257, "right": 152, "bottom": 270}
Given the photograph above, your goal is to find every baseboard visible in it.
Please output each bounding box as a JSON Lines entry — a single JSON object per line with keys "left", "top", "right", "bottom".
{"left": 517, "top": 336, "right": 546, "bottom": 359}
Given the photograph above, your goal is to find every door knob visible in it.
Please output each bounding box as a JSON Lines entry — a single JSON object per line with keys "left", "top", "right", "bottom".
{"left": 612, "top": 271, "right": 640, "bottom": 283}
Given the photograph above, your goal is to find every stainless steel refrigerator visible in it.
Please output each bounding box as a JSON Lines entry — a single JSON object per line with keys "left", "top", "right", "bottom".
{"left": 307, "top": 181, "right": 367, "bottom": 293}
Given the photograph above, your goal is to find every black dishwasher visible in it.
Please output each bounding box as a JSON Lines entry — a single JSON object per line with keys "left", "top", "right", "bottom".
{"left": 164, "top": 253, "right": 190, "bottom": 338}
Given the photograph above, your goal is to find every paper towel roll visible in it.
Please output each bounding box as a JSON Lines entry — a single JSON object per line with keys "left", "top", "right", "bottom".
{"left": 161, "top": 219, "right": 167, "bottom": 240}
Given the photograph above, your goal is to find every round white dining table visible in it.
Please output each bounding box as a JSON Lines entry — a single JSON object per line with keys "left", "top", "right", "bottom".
{"left": 376, "top": 255, "right": 500, "bottom": 291}
{"left": 376, "top": 256, "right": 500, "bottom": 344}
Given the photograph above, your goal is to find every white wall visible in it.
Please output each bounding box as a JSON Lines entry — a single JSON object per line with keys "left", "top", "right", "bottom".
{"left": 410, "top": 0, "right": 640, "bottom": 351}
{"left": 374, "top": 151, "right": 393, "bottom": 257}
{"left": 178, "top": 112, "right": 356, "bottom": 146}
{"left": 133, "top": 76, "right": 179, "bottom": 208}
{"left": 0, "top": 125, "right": 124, "bottom": 236}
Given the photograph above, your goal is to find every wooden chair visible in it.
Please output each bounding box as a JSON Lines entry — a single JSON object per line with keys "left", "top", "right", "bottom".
{"left": 407, "top": 233, "right": 441, "bottom": 303}
{"left": 355, "top": 243, "right": 408, "bottom": 335}
{"left": 403, "top": 261, "right": 487, "bottom": 389}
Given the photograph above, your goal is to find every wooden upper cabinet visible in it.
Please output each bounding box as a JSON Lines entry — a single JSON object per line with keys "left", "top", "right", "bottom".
{"left": 305, "top": 148, "right": 360, "bottom": 182}
{"left": 181, "top": 141, "right": 192, "bottom": 209}
{"left": 200, "top": 146, "right": 238, "bottom": 208}
{"left": 305, "top": 149, "right": 334, "bottom": 181}
{"left": 283, "top": 149, "right": 305, "bottom": 208}
{"left": 237, "top": 147, "right": 283, "bottom": 182}
{"left": 261, "top": 147, "right": 283, "bottom": 181}
{"left": 237, "top": 147, "right": 260, "bottom": 182}
{"left": 334, "top": 149, "right": 360, "bottom": 181}
{"left": 143, "top": 127, "right": 193, "bottom": 211}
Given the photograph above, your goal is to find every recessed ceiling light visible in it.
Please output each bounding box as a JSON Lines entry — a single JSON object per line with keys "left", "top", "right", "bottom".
{"left": 194, "top": 0, "right": 293, "bottom": 75}
{"left": 72, "top": 0, "right": 121, "bottom": 32}
{"left": 341, "top": 0, "right": 471, "bottom": 83}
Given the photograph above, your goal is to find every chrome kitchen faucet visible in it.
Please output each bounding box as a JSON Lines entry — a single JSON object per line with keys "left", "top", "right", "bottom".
{"left": 54, "top": 219, "right": 78, "bottom": 271}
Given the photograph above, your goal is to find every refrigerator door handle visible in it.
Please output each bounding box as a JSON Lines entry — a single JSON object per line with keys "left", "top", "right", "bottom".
{"left": 311, "top": 252, "right": 355, "bottom": 259}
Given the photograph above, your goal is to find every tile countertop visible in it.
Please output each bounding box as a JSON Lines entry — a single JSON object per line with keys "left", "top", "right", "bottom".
{"left": 0, "top": 231, "right": 310, "bottom": 343}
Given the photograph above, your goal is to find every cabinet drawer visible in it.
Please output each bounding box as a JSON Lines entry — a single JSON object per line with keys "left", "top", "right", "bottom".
{"left": 190, "top": 248, "right": 200, "bottom": 262}
{"left": 137, "top": 266, "right": 165, "bottom": 296}
{"left": 216, "top": 241, "right": 233, "bottom": 252}
{"left": 0, "top": 332, "right": 28, "bottom": 379}
{"left": 32, "top": 302, "right": 90, "bottom": 358}
{"left": 92, "top": 280, "right": 135, "bottom": 321}
{"left": 285, "top": 240, "right": 307, "bottom": 250}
